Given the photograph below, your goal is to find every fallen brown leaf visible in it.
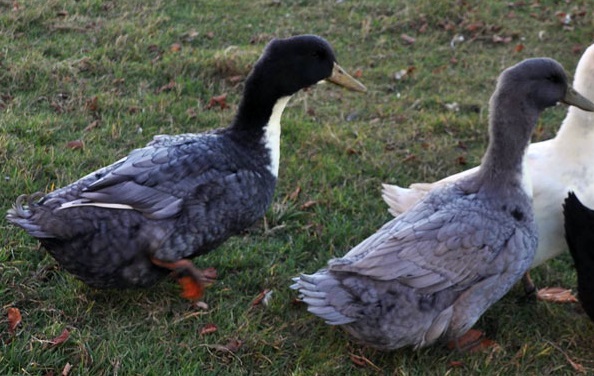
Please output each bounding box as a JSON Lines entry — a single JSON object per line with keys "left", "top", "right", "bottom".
{"left": 349, "top": 354, "right": 382, "bottom": 372}
{"left": 200, "top": 323, "right": 218, "bottom": 336}
{"left": 186, "top": 108, "right": 197, "bottom": 119}
{"left": 252, "top": 289, "right": 271, "bottom": 306}
{"left": 66, "top": 140, "right": 84, "bottom": 150}
{"left": 492, "top": 35, "right": 512, "bottom": 44}
{"left": 514, "top": 43, "right": 525, "bottom": 53}
{"left": 205, "top": 31, "right": 214, "bottom": 39}
{"left": 300, "top": 200, "right": 317, "bottom": 210}
{"left": 85, "top": 96, "right": 99, "bottom": 112}
{"left": 50, "top": 328, "right": 70, "bottom": 346}
{"left": 204, "top": 338, "right": 242, "bottom": 354}
{"left": 170, "top": 42, "right": 182, "bottom": 53}
{"left": 449, "top": 361, "right": 465, "bottom": 368}
{"left": 287, "top": 186, "right": 301, "bottom": 202}
{"left": 353, "top": 69, "right": 363, "bottom": 78}
{"left": 155, "top": 80, "right": 176, "bottom": 94}
{"left": 227, "top": 75, "right": 243, "bottom": 84}
{"left": 206, "top": 94, "right": 228, "bottom": 110}
{"left": 456, "top": 156, "right": 467, "bottom": 165}
{"left": 61, "top": 362, "right": 72, "bottom": 376}
{"left": 536, "top": 287, "right": 578, "bottom": 303}
{"left": 84, "top": 120, "right": 100, "bottom": 132}
{"left": 400, "top": 33, "right": 415, "bottom": 44}
{"left": 7, "top": 307, "right": 21, "bottom": 334}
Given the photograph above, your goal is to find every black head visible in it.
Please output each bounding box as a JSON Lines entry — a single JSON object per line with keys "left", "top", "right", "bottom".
{"left": 498, "top": 58, "right": 594, "bottom": 112}
{"left": 248, "top": 35, "right": 349, "bottom": 98}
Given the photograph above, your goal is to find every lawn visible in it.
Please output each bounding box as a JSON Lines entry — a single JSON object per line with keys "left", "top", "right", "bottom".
{"left": 1, "top": 0, "right": 593, "bottom": 374}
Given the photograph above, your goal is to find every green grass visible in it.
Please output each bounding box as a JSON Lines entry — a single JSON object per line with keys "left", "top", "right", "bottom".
{"left": 1, "top": 0, "right": 594, "bottom": 374}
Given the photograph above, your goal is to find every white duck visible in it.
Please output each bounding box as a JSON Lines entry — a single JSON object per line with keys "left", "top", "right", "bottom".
{"left": 382, "top": 45, "right": 594, "bottom": 298}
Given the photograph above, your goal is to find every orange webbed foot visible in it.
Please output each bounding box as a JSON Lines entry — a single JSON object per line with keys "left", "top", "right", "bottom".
{"left": 151, "top": 257, "right": 216, "bottom": 301}
{"left": 447, "top": 329, "right": 500, "bottom": 353}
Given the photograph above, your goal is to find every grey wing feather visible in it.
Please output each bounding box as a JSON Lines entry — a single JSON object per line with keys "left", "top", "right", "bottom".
{"left": 329, "top": 191, "right": 516, "bottom": 294}
{"left": 79, "top": 133, "right": 232, "bottom": 219}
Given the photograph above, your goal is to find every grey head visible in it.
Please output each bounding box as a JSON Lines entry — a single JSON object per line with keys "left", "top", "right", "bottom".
{"left": 496, "top": 57, "right": 594, "bottom": 113}
{"left": 480, "top": 58, "right": 594, "bottom": 186}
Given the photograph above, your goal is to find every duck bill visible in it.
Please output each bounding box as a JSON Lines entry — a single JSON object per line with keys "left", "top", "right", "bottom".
{"left": 326, "top": 62, "right": 367, "bottom": 92}
{"left": 562, "top": 86, "right": 594, "bottom": 112}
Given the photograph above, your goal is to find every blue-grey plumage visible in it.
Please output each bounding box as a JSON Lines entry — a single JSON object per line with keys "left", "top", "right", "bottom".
{"left": 563, "top": 192, "right": 594, "bottom": 322}
{"left": 7, "top": 35, "right": 366, "bottom": 298}
{"left": 292, "top": 58, "right": 594, "bottom": 350}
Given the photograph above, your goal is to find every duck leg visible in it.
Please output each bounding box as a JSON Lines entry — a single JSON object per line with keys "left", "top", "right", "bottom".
{"left": 521, "top": 272, "right": 536, "bottom": 296}
{"left": 150, "top": 257, "right": 216, "bottom": 300}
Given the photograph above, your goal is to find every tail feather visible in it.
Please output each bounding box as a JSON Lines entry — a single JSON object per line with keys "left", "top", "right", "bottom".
{"left": 6, "top": 193, "right": 54, "bottom": 238}
{"left": 291, "top": 271, "right": 357, "bottom": 325}
{"left": 381, "top": 183, "right": 426, "bottom": 217}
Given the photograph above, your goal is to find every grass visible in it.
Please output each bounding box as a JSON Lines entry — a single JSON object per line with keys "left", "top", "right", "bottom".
{"left": 1, "top": 0, "right": 594, "bottom": 374}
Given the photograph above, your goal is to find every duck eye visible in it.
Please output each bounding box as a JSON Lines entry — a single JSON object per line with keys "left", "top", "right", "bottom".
{"left": 311, "top": 49, "right": 324, "bottom": 59}
{"left": 547, "top": 74, "right": 561, "bottom": 84}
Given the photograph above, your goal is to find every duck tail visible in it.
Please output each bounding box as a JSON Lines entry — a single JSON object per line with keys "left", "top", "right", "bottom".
{"left": 290, "top": 270, "right": 357, "bottom": 325}
{"left": 381, "top": 183, "right": 425, "bottom": 217}
{"left": 6, "top": 193, "right": 53, "bottom": 238}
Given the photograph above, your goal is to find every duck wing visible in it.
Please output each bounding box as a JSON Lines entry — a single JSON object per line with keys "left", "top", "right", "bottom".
{"left": 71, "top": 133, "right": 255, "bottom": 220}
{"left": 329, "top": 188, "right": 534, "bottom": 294}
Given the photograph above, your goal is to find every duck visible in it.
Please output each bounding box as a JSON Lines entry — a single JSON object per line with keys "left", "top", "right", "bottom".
{"left": 7, "top": 34, "right": 366, "bottom": 300}
{"left": 291, "top": 58, "right": 594, "bottom": 350}
{"left": 382, "top": 44, "right": 594, "bottom": 299}
{"left": 563, "top": 191, "right": 594, "bottom": 321}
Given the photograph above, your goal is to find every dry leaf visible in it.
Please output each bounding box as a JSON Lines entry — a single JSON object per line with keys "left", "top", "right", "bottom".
{"left": 155, "top": 80, "right": 176, "bottom": 94}
{"left": 57, "top": 10, "right": 68, "bottom": 17}
{"left": 205, "top": 31, "right": 215, "bottom": 39}
{"left": 492, "top": 35, "right": 512, "bottom": 44}
{"left": 61, "top": 362, "right": 72, "bottom": 376}
{"left": 465, "top": 22, "right": 484, "bottom": 32}
{"left": 179, "top": 276, "right": 204, "bottom": 300}
{"left": 186, "top": 108, "right": 197, "bottom": 119}
{"left": 456, "top": 156, "right": 467, "bottom": 165}
{"left": 400, "top": 33, "right": 415, "bottom": 44}
{"left": 84, "top": 120, "right": 100, "bottom": 132}
{"left": 514, "top": 44, "right": 525, "bottom": 53}
{"left": 252, "top": 289, "right": 271, "bottom": 306}
{"left": 85, "top": 96, "right": 99, "bottom": 112}
{"left": 353, "top": 69, "right": 363, "bottom": 78}
{"left": 206, "top": 94, "right": 228, "bottom": 110}
{"left": 449, "top": 361, "right": 465, "bottom": 368}
{"left": 287, "top": 186, "right": 301, "bottom": 202}
{"left": 349, "top": 354, "right": 382, "bottom": 372}
{"left": 227, "top": 75, "right": 243, "bottom": 84}
{"left": 536, "top": 287, "right": 578, "bottom": 303}
{"left": 207, "top": 338, "right": 243, "bottom": 354}
{"left": 7, "top": 307, "right": 21, "bottom": 334}
{"left": 170, "top": 43, "right": 182, "bottom": 52}
{"left": 50, "top": 328, "right": 70, "bottom": 346}
{"left": 300, "top": 200, "right": 317, "bottom": 210}
{"left": 223, "top": 338, "right": 242, "bottom": 353}
{"left": 66, "top": 140, "right": 84, "bottom": 150}
{"left": 200, "top": 323, "right": 218, "bottom": 336}
{"left": 193, "top": 301, "right": 209, "bottom": 310}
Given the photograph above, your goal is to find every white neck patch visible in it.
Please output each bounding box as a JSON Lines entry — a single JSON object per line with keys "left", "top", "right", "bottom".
{"left": 263, "top": 96, "right": 291, "bottom": 177}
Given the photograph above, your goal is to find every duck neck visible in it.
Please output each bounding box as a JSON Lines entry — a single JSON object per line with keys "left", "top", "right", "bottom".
{"left": 479, "top": 92, "right": 538, "bottom": 191}
{"left": 229, "top": 73, "right": 292, "bottom": 177}
{"left": 554, "top": 106, "right": 594, "bottom": 148}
